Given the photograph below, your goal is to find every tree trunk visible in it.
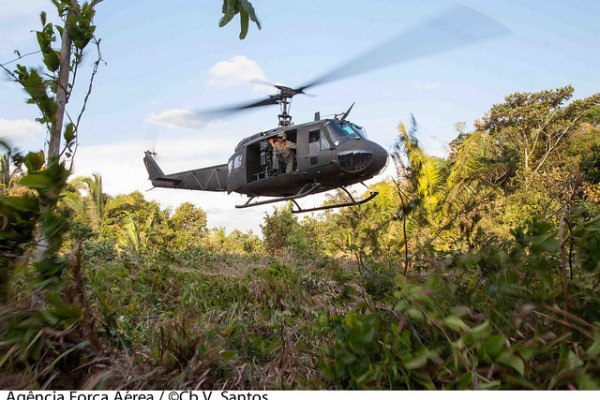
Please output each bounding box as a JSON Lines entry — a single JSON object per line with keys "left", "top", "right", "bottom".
{"left": 48, "top": 11, "right": 73, "bottom": 160}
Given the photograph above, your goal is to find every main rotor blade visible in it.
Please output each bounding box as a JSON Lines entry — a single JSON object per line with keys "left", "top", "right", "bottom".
{"left": 198, "top": 96, "right": 280, "bottom": 118}
{"left": 298, "top": 4, "right": 509, "bottom": 92}
{"left": 197, "top": 4, "right": 508, "bottom": 119}
{"left": 197, "top": 85, "right": 303, "bottom": 118}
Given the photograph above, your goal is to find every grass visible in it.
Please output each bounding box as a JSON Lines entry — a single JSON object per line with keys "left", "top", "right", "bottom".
{"left": 2, "top": 244, "right": 599, "bottom": 389}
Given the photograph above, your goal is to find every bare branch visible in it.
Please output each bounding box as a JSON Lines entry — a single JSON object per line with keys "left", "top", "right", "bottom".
{"left": 0, "top": 50, "right": 43, "bottom": 68}
{"left": 89, "top": 0, "right": 104, "bottom": 8}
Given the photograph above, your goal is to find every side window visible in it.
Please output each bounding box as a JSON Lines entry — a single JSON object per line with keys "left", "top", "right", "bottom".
{"left": 233, "top": 154, "right": 243, "bottom": 169}
{"left": 229, "top": 153, "right": 243, "bottom": 175}
{"left": 320, "top": 133, "right": 331, "bottom": 150}
{"left": 309, "top": 130, "right": 320, "bottom": 153}
{"left": 309, "top": 129, "right": 331, "bottom": 153}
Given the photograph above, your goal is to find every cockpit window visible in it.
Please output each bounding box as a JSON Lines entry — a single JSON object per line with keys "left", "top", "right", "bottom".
{"left": 327, "top": 121, "right": 368, "bottom": 145}
{"left": 340, "top": 123, "right": 356, "bottom": 137}
{"left": 350, "top": 123, "right": 368, "bottom": 139}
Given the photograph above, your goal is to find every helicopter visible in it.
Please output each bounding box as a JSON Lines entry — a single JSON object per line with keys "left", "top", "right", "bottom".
{"left": 144, "top": 100, "right": 388, "bottom": 213}
{"left": 143, "top": 5, "right": 507, "bottom": 213}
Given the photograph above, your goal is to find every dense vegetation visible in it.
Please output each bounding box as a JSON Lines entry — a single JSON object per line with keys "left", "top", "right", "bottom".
{"left": 2, "top": 87, "right": 600, "bottom": 389}
{"left": 2, "top": 0, "right": 600, "bottom": 390}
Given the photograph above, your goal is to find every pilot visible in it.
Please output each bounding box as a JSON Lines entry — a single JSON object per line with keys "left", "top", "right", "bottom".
{"left": 273, "top": 133, "right": 296, "bottom": 173}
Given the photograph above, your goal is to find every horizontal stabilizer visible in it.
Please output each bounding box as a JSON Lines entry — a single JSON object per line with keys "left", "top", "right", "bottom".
{"left": 154, "top": 176, "right": 183, "bottom": 184}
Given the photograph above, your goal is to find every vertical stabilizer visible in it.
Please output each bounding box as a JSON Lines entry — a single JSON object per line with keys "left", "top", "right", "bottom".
{"left": 143, "top": 150, "right": 165, "bottom": 180}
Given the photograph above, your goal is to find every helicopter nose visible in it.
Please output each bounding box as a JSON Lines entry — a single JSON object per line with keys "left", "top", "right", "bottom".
{"left": 371, "top": 143, "right": 389, "bottom": 172}
{"left": 337, "top": 150, "right": 373, "bottom": 173}
{"left": 337, "top": 141, "right": 388, "bottom": 175}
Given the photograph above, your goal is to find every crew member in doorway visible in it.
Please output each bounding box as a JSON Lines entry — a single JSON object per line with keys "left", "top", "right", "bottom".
{"left": 273, "top": 133, "right": 296, "bottom": 173}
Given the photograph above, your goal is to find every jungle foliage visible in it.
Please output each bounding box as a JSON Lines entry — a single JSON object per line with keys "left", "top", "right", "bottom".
{"left": 2, "top": 88, "right": 599, "bottom": 390}
{"left": 2, "top": 0, "right": 600, "bottom": 391}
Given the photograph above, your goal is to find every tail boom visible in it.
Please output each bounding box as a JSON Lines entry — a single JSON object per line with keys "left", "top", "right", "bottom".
{"left": 143, "top": 151, "right": 227, "bottom": 192}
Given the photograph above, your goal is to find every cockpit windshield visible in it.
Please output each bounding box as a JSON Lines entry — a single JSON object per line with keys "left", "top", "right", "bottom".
{"left": 327, "top": 121, "right": 368, "bottom": 145}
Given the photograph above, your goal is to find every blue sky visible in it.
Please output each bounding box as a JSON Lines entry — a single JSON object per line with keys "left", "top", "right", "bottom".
{"left": 1, "top": 0, "right": 599, "bottom": 233}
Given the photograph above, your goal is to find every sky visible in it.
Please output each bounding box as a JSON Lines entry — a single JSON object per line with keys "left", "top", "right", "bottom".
{"left": 1, "top": 0, "right": 599, "bottom": 234}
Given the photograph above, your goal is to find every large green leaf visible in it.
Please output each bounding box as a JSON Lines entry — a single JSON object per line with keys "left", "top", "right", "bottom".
{"left": 219, "top": 0, "right": 260, "bottom": 39}
{"left": 239, "top": 8, "right": 249, "bottom": 40}
{"left": 482, "top": 334, "right": 505, "bottom": 358}
{"left": 444, "top": 315, "right": 469, "bottom": 332}
{"left": 496, "top": 350, "right": 525, "bottom": 376}
{"left": 19, "top": 174, "right": 53, "bottom": 190}
{"left": 219, "top": 0, "right": 238, "bottom": 27}
{"left": 240, "top": 0, "right": 261, "bottom": 28}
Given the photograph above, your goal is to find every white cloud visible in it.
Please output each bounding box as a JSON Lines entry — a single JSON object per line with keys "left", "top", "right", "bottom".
{"left": 147, "top": 108, "right": 205, "bottom": 129}
{"left": 0, "top": 118, "right": 46, "bottom": 150}
{"left": 207, "top": 55, "right": 270, "bottom": 91}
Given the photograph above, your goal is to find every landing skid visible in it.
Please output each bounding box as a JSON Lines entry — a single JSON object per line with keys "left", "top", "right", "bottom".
{"left": 291, "top": 187, "right": 378, "bottom": 213}
{"left": 235, "top": 183, "right": 379, "bottom": 213}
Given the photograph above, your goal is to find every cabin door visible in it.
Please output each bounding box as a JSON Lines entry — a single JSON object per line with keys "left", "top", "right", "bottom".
{"left": 226, "top": 149, "right": 247, "bottom": 193}
{"left": 297, "top": 127, "right": 334, "bottom": 179}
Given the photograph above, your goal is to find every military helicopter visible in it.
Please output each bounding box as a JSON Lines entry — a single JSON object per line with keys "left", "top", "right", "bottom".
{"left": 143, "top": 5, "right": 507, "bottom": 213}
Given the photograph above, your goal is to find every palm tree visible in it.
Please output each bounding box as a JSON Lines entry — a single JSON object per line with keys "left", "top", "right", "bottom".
{"left": 0, "top": 151, "right": 23, "bottom": 192}
{"left": 1, "top": 153, "right": 9, "bottom": 188}
{"left": 443, "top": 130, "right": 516, "bottom": 248}
{"left": 117, "top": 211, "right": 151, "bottom": 257}
{"left": 392, "top": 116, "right": 443, "bottom": 226}
{"left": 63, "top": 172, "right": 133, "bottom": 233}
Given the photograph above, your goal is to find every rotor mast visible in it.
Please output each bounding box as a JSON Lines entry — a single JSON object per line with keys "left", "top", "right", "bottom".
{"left": 278, "top": 95, "right": 292, "bottom": 126}
{"left": 273, "top": 84, "right": 302, "bottom": 127}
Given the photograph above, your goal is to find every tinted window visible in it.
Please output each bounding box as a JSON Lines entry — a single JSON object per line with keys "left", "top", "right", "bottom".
{"left": 350, "top": 123, "right": 368, "bottom": 138}
{"left": 327, "top": 121, "right": 366, "bottom": 145}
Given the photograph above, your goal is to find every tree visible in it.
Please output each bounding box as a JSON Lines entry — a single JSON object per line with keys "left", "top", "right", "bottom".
{"left": 390, "top": 117, "right": 453, "bottom": 263}
{"left": 49, "top": 1, "right": 101, "bottom": 159}
{"left": 0, "top": 2, "right": 105, "bottom": 293}
{"left": 170, "top": 202, "right": 208, "bottom": 250}
{"left": 0, "top": 147, "right": 23, "bottom": 191}
{"left": 261, "top": 203, "right": 297, "bottom": 254}
{"left": 0, "top": 1, "right": 104, "bottom": 164}
{"left": 261, "top": 203, "right": 322, "bottom": 259}
{"left": 117, "top": 210, "right": 161, "bottom": 258}
{"left": 444, "top": 129, "right": 517, "bottom": 246}
{"left": 392, "top": 116, "right": 444, "bottom": 227}
{"left": 0, "top": 153, "right": 11, "bottom": 189}
{"left": 475, "top": 86, "right": 600, "bottom": 188}
{"left": 102, "top": 191, "right": 167, "bottom": 248}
